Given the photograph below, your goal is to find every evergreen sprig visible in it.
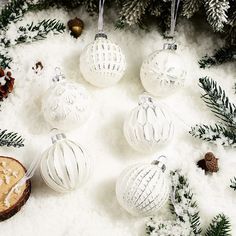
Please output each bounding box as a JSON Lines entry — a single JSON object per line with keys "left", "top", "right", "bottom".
{"left": 205, "top": 214, "right": 231, "bottom": 236}
{"left": 16, "top": 19, "right": 64, "bottom": 46}
{"left": 0, "top": 129, "right": 24, "bottom": 148}
{"left": 0, "top": 52, "right": 12, "bottom": 69}
{"left": 146, "top": 170, "right": 201, "bottom": 236}
{"left": 0, "top": 0, "right": 29, "bottom": 30}
{"left": 230, "top": 177, "right": 236, "bottom": 190}
{"left": 198, "top": 77, "right": 236, "bottom": 128}
{"left": 190, "top": 77, "right": 236, "bottom": 147}
{"left": 199, "top": 46, "right": 236, "bottom": 69}
{"left": 146, "top": 170, "right": 231, "bottom": 236}
{"left": 169, "top": 170, "right": 202, "bottom": 235}
{"left": 190, "top": 124, "right": 236, "bottom": 147}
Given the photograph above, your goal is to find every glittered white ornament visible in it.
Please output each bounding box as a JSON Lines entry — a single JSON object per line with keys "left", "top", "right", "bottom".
{"left": 80, "top": 33, "right": 126, "bottom": 88}
{"left": 124, "top": 94, "right": 174, "bottom": 153}
{"left": 40, "top": 133, "right": 91, "bottom": 193}
{"left": 42, "top": 69, "right": 91, "bottom": 131}
{"left": 116, "top": 156, "right": 169, "bottom": 216}
{"left": 140, "top": 41, "right": 187, "bottom": 97}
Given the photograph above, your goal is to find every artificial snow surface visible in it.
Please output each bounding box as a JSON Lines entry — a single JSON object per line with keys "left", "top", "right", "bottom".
{"left": 1, "top": 6, "right": 236, "bottom": 236}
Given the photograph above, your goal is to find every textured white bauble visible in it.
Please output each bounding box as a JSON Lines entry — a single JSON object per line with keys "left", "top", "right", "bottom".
{"left": 80, "top": 33, "right": 126, "bottom": 88}
{"left": 42, "top": 80, "right": 90, "bottom": 131}
{"left": 124, "top": 94, "right": 174, "bottom": 153}
{"left": 116, "top": 156, "right": 169, "bottom": 216}
{"left": 40, "top": 133, "right": 91, "bottom": 193}
{"left": 140, "top": 43, "right": 187, "bottom": 97}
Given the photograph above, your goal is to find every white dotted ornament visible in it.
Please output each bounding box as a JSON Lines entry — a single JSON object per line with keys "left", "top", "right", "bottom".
{"left": 116, "top": 156, "right": 170, "bottom": 216}
{"left": 80, "top": 33, "right": 126, "bottom": 88}
{"left": 140, "top": 41, "right": 187, "bottom": 97}
{"left": 42, "top": 69, "right": 91, "bottom": 131}
{"left": 124, "top": 94, "right": 174, "bottom": 153}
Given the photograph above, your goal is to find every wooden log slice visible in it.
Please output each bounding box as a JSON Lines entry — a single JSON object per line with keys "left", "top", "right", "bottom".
{"left": 0, "top": 156, "right": 31, "bottom": 221}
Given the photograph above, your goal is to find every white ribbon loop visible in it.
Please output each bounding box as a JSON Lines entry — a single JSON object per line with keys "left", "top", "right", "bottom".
{"left": 98, "top": 0, "right": 106, "bottom": 33}
{"left": 169, "top": 0, "right": 180, "bottom": 37}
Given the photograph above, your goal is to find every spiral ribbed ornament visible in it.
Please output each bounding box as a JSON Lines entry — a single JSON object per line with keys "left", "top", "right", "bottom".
{"left": 80, "top": 33, "right": 126, "bottom": 88}
{"left": 140, "top": 42, "right": 187, "bottom": 97}
{"left": 40, "top": 133, "right": 91, "bottom": 193}
{"left": 124, "top": 94, "right": 174, "bottom": 153}
{"left": 116, "top": 156, "right": 169, "bottom": 216}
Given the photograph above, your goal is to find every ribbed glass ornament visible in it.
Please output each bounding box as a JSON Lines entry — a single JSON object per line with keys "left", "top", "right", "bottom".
{"left": 42, "top": 80, "right": 91, "bottom": 131}
{"left": 124, "top": 94, "right": 174, "bottom": 153}
{"left": 40, "top": 133, "right": 91, "bottom": 193}
{"left": 140, "top": 42, "right": 187, "bottom": 97}
{"left": 80, "top": 34, "right": 126, "bottom": 88}
{"left": 116, "top": 156, "right": 169, "bottom": 216}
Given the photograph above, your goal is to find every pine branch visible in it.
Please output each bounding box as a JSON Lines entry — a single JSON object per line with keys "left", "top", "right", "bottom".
{"left": 204, "top": 0, "right": 230, "bottom": 31}
{"left": 182, "top": 0, "right": 203, "bottom": 18}
{"left": 1, "top": 19, "right": 65, "bottom": 47}
{"left": 0, "top": 52, "right": 12, "bottom": 69}
{"left": 230, "top": 177, "right": 236, "bottom": 190}
{"left": 190, "top": 124, "right": 236, "bottom": 147}
{"left": 117, "top": 0, "right": 151, "bottom": 27}
{"left": 146, "top": 170, "right": 201, "bottom": 236}
{"left": 0, "top": 129, "right": 24, "bottom": 148}
{"left": 0, "top": 0, "right": 29, "bottom": 30}
{"left": 169, "top": 170, "right": 202, "bottom": 235}
{"left": 198, "top": 77, "right": 236, "bottom": 128}
{"left": 205, "top": 214, "right": 231, "bottom": 236}
{"left": 199, "top": 46, "right": 236, "bottom": 68}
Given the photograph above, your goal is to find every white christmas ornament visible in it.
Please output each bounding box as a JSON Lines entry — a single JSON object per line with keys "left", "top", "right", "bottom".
{"left": 42, "top": 69, "right": 91, "bottom": 131}
{"left": 40, "top": 133, "right": 91, "bottom": 193}
{"left": 116, "top": 156, "right": 169, "bottom": 216}
{"left": 80, "top": 33, "right": 126, "bottom": 88}
{"left": 140, "top": 41, "right": 187, "bottom": 97}
{"left": 124, "top": 94, "right": 174, "bottom": 153}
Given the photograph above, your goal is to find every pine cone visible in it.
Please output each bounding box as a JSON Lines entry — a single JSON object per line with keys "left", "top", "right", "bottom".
{"left": 204, "top": 152, "right": 219, "bottom": 173}
{"left": 68, "top": 17, "right": 84, "bottom": 38}
{"left": 0, "top": 68, "right": 15, "bottom": 101}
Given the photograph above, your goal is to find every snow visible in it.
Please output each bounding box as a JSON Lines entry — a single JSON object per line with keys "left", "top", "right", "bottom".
{"left": 0, "top": 6, "right": 236, "bottom": 236}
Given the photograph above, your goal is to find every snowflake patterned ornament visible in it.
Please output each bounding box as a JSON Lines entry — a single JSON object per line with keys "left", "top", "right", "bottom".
{"left": 140, "top": 40, "right": 187, "bottom": 97}
{"left": 80, "top": 0, "right": 126, "bottom": 88}
{"left": 42, "top": 68, "right": 91, "bottom": 131}
{"left": 124, "top": 94, "right": 174, "bottom": 153}
{"left": 116, "top": 155, "right": 170, "bottom": 216}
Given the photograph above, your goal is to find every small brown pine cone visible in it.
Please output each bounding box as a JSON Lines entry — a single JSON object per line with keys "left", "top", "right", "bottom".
{"left": 205, "top": 152, "right": 219, "bottom": 173}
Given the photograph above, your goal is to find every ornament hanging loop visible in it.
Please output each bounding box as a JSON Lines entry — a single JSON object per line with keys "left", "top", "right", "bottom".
{"left": 96, "top": 0, "right": 107, "bottom": 40}
{"left": 168, "top": 0, "right": 180, "bottom": 38}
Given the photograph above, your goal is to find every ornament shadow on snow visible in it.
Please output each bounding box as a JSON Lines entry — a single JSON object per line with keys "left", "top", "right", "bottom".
{"left": 42, "top": 67, "right": 91, "bottom": 131}
{"left": 116, "top": 155, "right": 170, "bottom": 216}
{"left": 80, "top": 0, "right": 127, "bottom": 88}
{"left": 124, "top": 93, "right": 174, "bottom": 154}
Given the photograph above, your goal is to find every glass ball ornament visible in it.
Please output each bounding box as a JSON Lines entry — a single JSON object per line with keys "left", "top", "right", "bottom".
{"left": 40, "top": 133, "right": 91, "bottom": 193}
{"left": 42, "top": 70, "right": 91, "bottom": 131}
{"left": 80, "top": 33, "right": 126, "bottom": 88}
{"left": 124, "top": 94, "right": 174, "bottom": 153}
{"left": 140, "top": 41, "right": 187, "bottom": 97}
{"left": 116, "top": 156, "right": 169, "bottom": 216}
